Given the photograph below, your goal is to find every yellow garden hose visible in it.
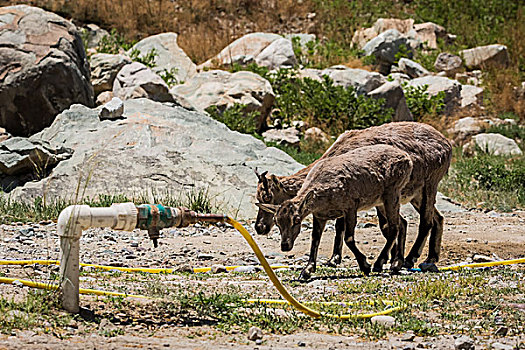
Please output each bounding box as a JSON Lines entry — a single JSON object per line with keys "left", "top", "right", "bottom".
{"left": 3, "top": 218, "right": 522, "bottom": 319}
{"left": 0, "top": 259, "right": 289, "bottom": 274}
{"left": 225, "top": 217, "right": 402, "bottom": 319}
{"left": 0, "top": 276, "right": 149, "bottom": 299}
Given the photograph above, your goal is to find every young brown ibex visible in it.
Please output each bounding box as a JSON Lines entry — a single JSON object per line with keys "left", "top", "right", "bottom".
{"left": 258, "top": 145, "right": 413, "bottom": 278}
{"left": 255, "top": 122, "right": 452, "bottom": 273}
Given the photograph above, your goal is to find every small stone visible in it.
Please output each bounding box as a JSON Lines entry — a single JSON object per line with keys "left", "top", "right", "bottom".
{"left": 203, "top": 240, "right": 212, "bottom": 244}
{"left": 472, "top": 254, "right": 494, "bottom": 263}
{"left": 99, "top": 97, "right": 124, "bottom": 120}
{"left": 370, "top": 315, "right": 396, "bottom": 327}
{"left": 401, "top": 331, "right": 415, "bottom": 342}
{"left": 233, "top": 266, "right": 257, "bottom": 273}
{"left": 255, "top": 339, "right": 263, "bottom": 345}
{"left": 211, "top": 265, "right": 227, "bottom": 274}
{"left": 454, "top": 335, "right": 474, "bottom": 350}
{"left": 491, "top": 342, "right": 513, "bottom": 350}
{"left": 494, "top": 326, "right": 508, "bottom": 336}
{"left": 174, "top": 264, "right": 194, "bottom": 273}
{"left": 197, "top": 253, "right": 214, "bottom": 260}
{"left": 11, "top": 280, "right": 24, "bottom": 287}
{"left": 297, "top": 341, "right": 306, "bottom": 347}
{"left": 466, "top": 238, "right": 473, "bottom": 243}
{"left": 247, "top": 326, "right": 263, "bottom": 341}
{"left": 125, "top": 254, "right": 137, "bottom": 259}
{"left": 130, "top": 242, "right": 139, "bottom": 248}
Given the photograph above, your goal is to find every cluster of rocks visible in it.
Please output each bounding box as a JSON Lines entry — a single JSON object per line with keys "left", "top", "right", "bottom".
{"left": 0, "top": 5, "right": 522, "bottom": 212}
{"left": 448, "top": 116, "right": 522, "bottom": 156}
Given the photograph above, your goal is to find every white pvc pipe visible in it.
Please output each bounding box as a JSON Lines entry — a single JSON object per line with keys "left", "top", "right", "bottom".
{"left": 57, "top": 203, "right": 137, "bottom": 312}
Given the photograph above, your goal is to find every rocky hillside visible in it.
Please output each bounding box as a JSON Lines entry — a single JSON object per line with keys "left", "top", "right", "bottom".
{"left": 0, "top": 2, "right": 524, "bottom": 215}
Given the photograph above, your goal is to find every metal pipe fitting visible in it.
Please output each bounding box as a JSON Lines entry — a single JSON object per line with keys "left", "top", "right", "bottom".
{"left": 58, "top": 202, "right": 227, "bottom": 313}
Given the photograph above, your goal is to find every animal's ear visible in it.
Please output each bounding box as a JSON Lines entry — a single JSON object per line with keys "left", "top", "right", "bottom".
{"left": 269, "top": 174, "right": 283, "bottom": 190}
{"left": 255, "top": 168, "right": 269, "bottom": 184}
{"left": 255, "top": 203, "right": 279, "bottom": 214}
{"left": 299, "top": 191, "right": 315, "bottom": 212}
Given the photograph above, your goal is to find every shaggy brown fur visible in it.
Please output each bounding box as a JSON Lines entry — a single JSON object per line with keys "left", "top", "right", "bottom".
{"left": 255, "top": 122, "right": 452, "bottom": 272}
{"left": 260, "top": 145, "right": 413, "bottom": 278}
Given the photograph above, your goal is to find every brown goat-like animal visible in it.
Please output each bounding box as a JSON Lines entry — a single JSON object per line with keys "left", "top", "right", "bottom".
{"left": 259, "top": 145, "right": 413, "bottom": 278}
{"left": 255, "top": 122, "right": 452, "bottom": 273}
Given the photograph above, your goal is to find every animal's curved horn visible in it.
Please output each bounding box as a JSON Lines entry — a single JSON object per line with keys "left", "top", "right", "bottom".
{"left": 255, "top": 202, "right": 278, "bottom": 214}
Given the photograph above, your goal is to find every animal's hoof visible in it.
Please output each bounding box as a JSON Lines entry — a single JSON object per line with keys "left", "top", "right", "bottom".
{"left": 299, "top": 270, "right": 312, "bottom": 281}
{"left": 325, "top": 256, "right": 341, "bottom": 267}
{"left": 390, "top": 259, "right": 403, "bottom": 274}
{"left": 403, "top": 258, "right": 415, "bottom": 269}
{"left": 360, "top": 261, "right": 371, "bottom": 276}
{"left": 419, "top": 262, "right": 439, "bottom": 273}
{"left": 372, "top": 265, "right": 383, "bottom": 273}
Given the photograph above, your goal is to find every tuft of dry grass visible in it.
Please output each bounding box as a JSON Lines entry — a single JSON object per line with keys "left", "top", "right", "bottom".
{"left": 1, "top": 0, "right": 310, "bottom": 64}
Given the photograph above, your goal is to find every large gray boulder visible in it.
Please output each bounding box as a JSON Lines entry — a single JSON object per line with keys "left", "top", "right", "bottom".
{"left": 0, "top": 5, "right": 94, "bottom": 137}
{"left": 362, "top": 29, "right": 413, "bottom": 74}
{"left": 200, "top": 32, "right": 282, "bottom": 69}
{"left": 255, "top": 37, "right": 297, "bottom": 70}
{"left": 299, "top": 66, "right": 386, "bottom": 95}
{"left": 14, "top": 99, "right": 302, "bottom": 218}
{"left": 352, "top": 18, "right": 415, "bottom": 49}
{"left": 397, "top": 58, "right": 430, "bottom": 78}
{"left": 0, "top": 137, "right": 72, "bottom": 191}
{"left": 113, "top": 62, "right": 174, "bottom": 103}
{"left": 367, "top": 81, "right": 413, "bottom": 122}
{"left": 171, "top": 70, "right": 275, "bottom": 132}
{"left": 434, "top": 52, "right": 462, "bottom": 77}
{"left": 80, "top": 24, "right": 109, "bottom": 50}
{"left": 413, "top": 22, "right": 447, "bottom": 49}
{"left": 460, "top": 44, "right": 509, "bottom": 70}
{"left": 262, "top": 127, "right": 300, "bottom": 147}
{"left": 460, "top": 84, "right": 484, "bottom": 109}
{"left": 408, "top": 76, "right": 462, "bottom": 115}
{"left": 468, "top": 133, "right": 522, "bottom": 156}
{"left": 128, "top": 33, "right": 197, "bottom": 83}
{"left": 90, "top": 53, "right": 132, "bottom": 95}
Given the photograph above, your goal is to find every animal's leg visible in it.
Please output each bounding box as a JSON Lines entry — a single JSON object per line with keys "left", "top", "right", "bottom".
{"left": 404, "top": 184, "right": 438, "bottom": 271}
{"left": 425, "top": 208, "right": 444, "bottom": 265}
{"left": 299, "top": 216, "right": 327, "bottom": 281}
{"left": 326, "top": 218, "right": 344, "bottom": 267}
{"left": 343, "top": 211, "right": 371, "bottom": 275}
{"left": 376, "top": 207, "right": 405, "bottom": 263}
{"left": 373, "top": 195, "right": 403, "bottom": 273}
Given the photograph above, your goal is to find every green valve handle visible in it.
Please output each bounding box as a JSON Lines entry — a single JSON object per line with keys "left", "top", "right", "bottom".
{"left": 135, "top": 204, "right": 227, "bottom": 247}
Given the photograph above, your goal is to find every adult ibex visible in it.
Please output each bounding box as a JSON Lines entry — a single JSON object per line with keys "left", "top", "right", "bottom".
{"left": 255, "top": 122, "right": 452, "bottom": 275}
{"left": 258, "top": 145, "right": 413, "bottom": 278}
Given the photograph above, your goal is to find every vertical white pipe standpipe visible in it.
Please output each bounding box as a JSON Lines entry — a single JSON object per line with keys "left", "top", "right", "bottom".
{"left": 57, "top": 203, "right": 138, "bottom": 313}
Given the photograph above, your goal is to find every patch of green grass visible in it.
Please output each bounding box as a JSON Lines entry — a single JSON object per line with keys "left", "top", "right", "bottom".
{"left": 0, "top": 188, "right": 220, "bottom": 224}
{"left": 439, "top": 149, "right": 525, "bottom": 210}
{"left": 0, "top": 290, "right": 71, "bottom": 334}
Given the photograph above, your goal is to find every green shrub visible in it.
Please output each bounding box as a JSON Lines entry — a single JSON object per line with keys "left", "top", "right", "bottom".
{"left": 440, "top": 150, "right": 525, "bottom": 210}
{"left": 206, "top": 104, "right": 260, "bottom": 135}
{"left": 129, "top": 48, "right": 158, "bottom": 68}
{"left": 267, "top": 69, "right": 391, "bottom": 135}
{"left": 97, "top": 28, "right": 135, "bottom": 54}
{"left": 159, "top": 67, "right": 181, "bottom": 87}
{"left": 402, "top": 83, "right": 445, "bottom": 121}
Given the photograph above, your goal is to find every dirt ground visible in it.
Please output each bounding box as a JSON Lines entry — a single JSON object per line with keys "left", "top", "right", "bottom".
{"left": 0, "top": 205, "right": 524, "bottom": 349}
